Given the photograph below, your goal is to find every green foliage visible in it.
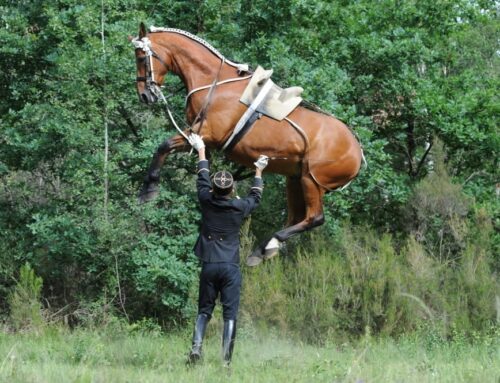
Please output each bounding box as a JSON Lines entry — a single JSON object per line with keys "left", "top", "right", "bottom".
{"left": 0, "top": 0, "right": 204, "bottom": 325}
{"left": 8, "top": 263, "right": 44, "bottom": 332}
{"left": 0, "top": 0, "right": 498, "bottom": 338}
{"left": 405, "top": 139, "right": 472, "bottom": 259}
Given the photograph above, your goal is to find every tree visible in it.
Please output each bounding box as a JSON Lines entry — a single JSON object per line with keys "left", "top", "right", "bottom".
{"left": 0, "top": 0, "right": 497, "bottom": 328}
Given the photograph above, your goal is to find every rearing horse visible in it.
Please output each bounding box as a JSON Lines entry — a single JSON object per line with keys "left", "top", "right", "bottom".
{"left": 130, "top": 23, "right": 362, "bottom": 265}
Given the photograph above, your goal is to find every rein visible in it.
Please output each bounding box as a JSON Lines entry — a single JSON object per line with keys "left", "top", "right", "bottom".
{"left": 189, "top": 57, "right": 225, "bottom": 135}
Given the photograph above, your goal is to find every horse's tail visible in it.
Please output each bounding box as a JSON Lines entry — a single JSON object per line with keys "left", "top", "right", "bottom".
{"left": 361, "top": 146, "right": 368, "bottom": 168}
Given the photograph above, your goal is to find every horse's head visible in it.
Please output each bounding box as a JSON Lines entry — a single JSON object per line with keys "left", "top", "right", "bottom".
{"left": 129, "top": 23, "right": 171, "bottom": 104}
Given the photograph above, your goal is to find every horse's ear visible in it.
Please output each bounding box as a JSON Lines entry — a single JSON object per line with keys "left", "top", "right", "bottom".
{"left": 127, "top": 35, "right": 135, "bottom": 42}
{"left": 139, "top": 22, "right": 147, "bottom": 38}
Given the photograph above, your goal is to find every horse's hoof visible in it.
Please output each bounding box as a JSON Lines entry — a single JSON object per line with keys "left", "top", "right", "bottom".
{"left": 246, "top": 248, "right": 264, "bottom": 267}
{"left": 246, "top": 238, "right": 281, "bottom": 266}
{"left": 137, "top": 185, "right": 159, "bottom": 204}
{"left": 263, "top": 247, "right": 279, "bottom": 260}
{"left": 246, "top": 255, "right": 263, "bottom": 267}
{"left": 263, "top": 237, "right": 281, "bottom": 260}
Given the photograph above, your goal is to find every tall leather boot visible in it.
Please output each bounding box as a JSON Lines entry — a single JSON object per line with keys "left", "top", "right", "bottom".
{"left": 222, "top": 319, "right": 237, "bottom": 365}
{"left": 187, "top": 313, "right": 210, "bottom": 365}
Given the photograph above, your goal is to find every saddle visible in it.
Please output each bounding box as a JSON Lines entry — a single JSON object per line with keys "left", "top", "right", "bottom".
{"left": 222, "top": 66, "right": 304, "bottom": 151}
{"left": 240, "top": 66, "right": 303, "bottom": 121}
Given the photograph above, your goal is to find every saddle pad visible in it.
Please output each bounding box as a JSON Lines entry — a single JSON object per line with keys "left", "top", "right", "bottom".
{"left": 240, "top": 66, "right": 303, "bottom": 121}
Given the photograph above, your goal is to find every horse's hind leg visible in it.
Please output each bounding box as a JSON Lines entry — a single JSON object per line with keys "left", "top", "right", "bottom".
{"left": 263, "top": 176, "right": 308, "bottom": 258}
{"left": 274, "top": 175, "right": 325, "bottom": 241}
{"left": 286, "top": 176, "right": 306, "bottom": 226}
{"left": 138, "top": 134, "right": 189, "bottom": 203}
{"left": 247, "top": 175, "right": 325, "bottom": 266}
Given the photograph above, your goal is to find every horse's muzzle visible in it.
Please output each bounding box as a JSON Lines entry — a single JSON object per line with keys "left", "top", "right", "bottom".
{"left": 139, "top": 90, "right": 158, "bottom": 104}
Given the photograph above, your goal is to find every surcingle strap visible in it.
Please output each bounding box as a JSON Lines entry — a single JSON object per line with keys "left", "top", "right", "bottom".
{"left": 223, "top": 111, "right": 261, "bottom": 153}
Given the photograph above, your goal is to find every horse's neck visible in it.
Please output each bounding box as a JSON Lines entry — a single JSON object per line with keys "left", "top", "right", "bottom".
{"left": 166, "top": 37, "right": 226, "bottom": 93}
{"left": 155, "top": 33, "right": 240, "bottom": 128}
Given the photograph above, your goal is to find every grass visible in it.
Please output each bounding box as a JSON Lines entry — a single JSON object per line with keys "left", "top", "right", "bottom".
{"left": 0, "top": 325, "right": 498, "bottom": 383}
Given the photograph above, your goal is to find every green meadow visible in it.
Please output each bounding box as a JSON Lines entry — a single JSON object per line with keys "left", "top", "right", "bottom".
{"left": 1, "top": 326, "right": 498, "bottom": 383}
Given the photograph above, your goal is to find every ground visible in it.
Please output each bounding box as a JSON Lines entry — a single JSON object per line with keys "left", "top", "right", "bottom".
{"left": 0, "top": 326, "right": 498, "bottom": 383}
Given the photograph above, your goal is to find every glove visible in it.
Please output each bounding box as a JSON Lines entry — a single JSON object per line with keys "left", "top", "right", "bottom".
{"left": 254, "top": 155, "right": 269, "bottom": 170}
{"left": 187, "top": 133, "right": 205, "bottom": 151}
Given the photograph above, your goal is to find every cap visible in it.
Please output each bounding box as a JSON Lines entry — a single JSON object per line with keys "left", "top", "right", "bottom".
{"left": 212, "top": 170, "right": 234, "bottom": 195}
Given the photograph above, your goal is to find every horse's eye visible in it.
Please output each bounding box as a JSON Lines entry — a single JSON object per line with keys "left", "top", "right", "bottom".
{"left": 136, "top": 57, "right": 147, "bottom": 63}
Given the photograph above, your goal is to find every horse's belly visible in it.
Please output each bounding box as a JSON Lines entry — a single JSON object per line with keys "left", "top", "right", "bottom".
{"left": 227, "top": 109, "right": 362, "bottom": 186}
{"left": 228, "top": 116, "right": 304, "bottom": 176}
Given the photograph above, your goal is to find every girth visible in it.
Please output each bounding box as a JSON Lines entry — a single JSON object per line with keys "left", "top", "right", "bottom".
{"left": 222, "top": 111, "right": 261, "bottom": 153}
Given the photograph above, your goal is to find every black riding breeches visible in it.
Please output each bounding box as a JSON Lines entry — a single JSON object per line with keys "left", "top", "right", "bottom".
{"left": 198, "top": 262, "right": 241, "bottom": 321}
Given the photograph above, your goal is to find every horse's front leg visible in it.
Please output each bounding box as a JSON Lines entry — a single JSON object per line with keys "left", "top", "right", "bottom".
{"left": 138, "top": 133, "right": 189, "bottom": 203}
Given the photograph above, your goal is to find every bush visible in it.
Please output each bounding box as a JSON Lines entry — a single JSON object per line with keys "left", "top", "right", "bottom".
{"left": 241, "top": 220, "right": 498, "bottom": 343}
{"left": 242, "top": 227, "right": 412, "bottom": 343}
{"left": 9, "top": 263, "right": 45, "bottom": 332}
{"left": 405, "top": 139, "right": 471, "bottom": 260}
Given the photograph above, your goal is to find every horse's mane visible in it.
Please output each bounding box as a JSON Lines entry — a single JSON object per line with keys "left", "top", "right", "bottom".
{"left": 149, "top": 27, "right": 249, "bottom": 72}
{"left": 148, "top": 28, "right": 332, "bottom": 117}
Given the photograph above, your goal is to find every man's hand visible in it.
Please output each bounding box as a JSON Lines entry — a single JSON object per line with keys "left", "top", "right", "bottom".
{"left": 187, "top": 133, "right": 205, "bottom": 151}
{"left": 254, "top": 155, "right": 269, "bottom": 170}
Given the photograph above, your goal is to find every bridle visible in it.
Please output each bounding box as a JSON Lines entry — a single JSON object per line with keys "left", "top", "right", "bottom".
{"left": 132, "top": 36, "right": 194, "bottom": 139}
{"left": 132, "top": 37, "right": 168, "bottom": 102}
{"left": 131, "top": 32, "right": 253, "bottom": 141}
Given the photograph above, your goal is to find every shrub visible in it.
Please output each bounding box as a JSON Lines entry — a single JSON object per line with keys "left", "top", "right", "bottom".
{"left": 241, "top": 219, "right": 498, "bottom": 343}
{"left": 242, "top": 227, "right": 413, "bottom": 343}
{"left": 8, "top": 263, "right": 45, "bottom": 332}
{"left": 405, "top": 139, "right": 471, "bottom": 260}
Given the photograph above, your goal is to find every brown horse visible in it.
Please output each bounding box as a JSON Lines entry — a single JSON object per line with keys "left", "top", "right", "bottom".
{"left": 131, "top": 23, "right": 362, "bottom": 264}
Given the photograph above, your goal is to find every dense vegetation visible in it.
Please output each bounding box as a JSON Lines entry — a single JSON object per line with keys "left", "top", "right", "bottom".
{"left": 0, "top": 0, "right": 498, "bottom": 341}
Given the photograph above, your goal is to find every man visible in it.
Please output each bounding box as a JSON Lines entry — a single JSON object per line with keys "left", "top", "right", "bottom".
{"left": 186, "top": 133, "right": 268, "bottom": 366}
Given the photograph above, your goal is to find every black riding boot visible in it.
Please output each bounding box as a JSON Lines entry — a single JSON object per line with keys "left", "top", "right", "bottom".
{"left": 222, "top": 319, "right": 237, "bottom": 365}
{"left": 187, "top": 313, "right": 210, "bottom": 365}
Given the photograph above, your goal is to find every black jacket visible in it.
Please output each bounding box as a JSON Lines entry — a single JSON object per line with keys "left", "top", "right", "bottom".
{"left": 193, "top": 159, "right": 263, "bottom": 263}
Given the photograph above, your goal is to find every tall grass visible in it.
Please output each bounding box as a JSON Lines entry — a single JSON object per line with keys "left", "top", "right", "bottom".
{"left": 241, "top": 220, "right": 498, "bottom": 343}
{"left": 239, "top": 139, "right": 499, "bottom": 343}
{"left": 0, "top": 326, "right": 498, "bottom": 382}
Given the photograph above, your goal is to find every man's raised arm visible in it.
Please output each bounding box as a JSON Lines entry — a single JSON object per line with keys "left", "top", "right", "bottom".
{"left": 188, "top": 134, "right": 211, "bottom": 200}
